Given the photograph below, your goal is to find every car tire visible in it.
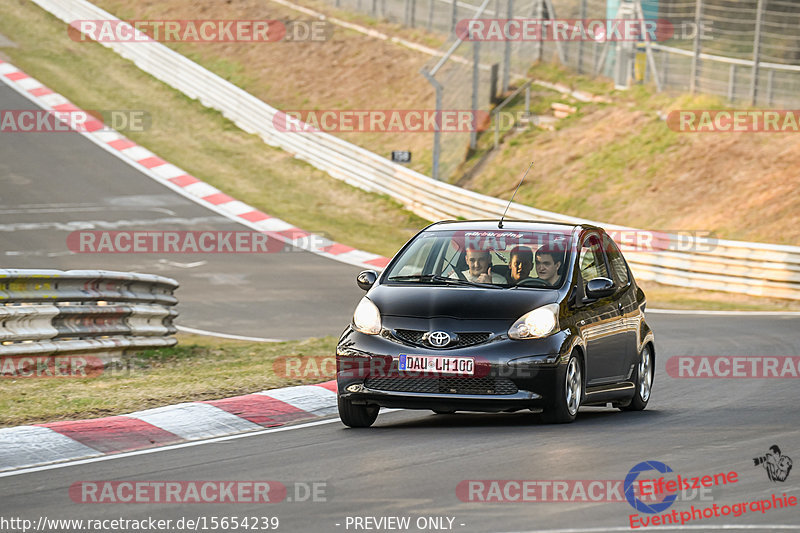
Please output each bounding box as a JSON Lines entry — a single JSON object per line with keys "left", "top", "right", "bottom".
{"left": 541, "top": 353, "right": 582, "bottom": 424}
{"left": 338, "top": 396, "right": 379, "bottom": 428}
{"left": 620, "top": 344, "right": 653, "bottom": 412}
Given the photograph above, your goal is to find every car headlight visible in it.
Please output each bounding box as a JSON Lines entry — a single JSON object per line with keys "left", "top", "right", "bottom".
{"left": 508, "top": 303, "right": 560, "bottom": 340}
{"left": 353, "top": 296, "right": 382, "bottom": 335}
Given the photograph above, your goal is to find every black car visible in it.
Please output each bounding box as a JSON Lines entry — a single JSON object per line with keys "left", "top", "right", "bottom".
{"left": 335, "top": 220, "right": 655, "bottom": 427}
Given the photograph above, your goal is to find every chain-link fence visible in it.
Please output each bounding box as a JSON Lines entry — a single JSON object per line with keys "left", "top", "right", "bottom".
{"left": 320, "top": 0, "right": 800, "bottom": 180}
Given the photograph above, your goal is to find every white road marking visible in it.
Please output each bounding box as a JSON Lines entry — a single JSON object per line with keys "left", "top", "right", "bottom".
{"left": 0, "top": 215, "right": 226, "bottom": 232}
{"left": 157, "top": 259, "right": 207, "bottom": 268}
{"left": 0, "top": 417, "right": 343, "bottom": 478}
{"left": 175, "top": 325, "right": 283, "bottom": 342}
{"left": 648, "top": 308, "right": 800, "bottom": 316}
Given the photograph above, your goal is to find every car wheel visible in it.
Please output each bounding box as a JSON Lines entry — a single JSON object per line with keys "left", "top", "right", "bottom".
{"left": 338, "top": 396, "right": 379, "bottom": 428}
{"left": 621, "top": 344, "right": 653, "bottom": 411}
{"left": 542, "top": 354, "right": 582, "bottom": 424}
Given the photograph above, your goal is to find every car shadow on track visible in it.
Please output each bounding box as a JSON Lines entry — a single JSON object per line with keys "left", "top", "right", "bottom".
{"left": 362, "top": 407, "right": 666, "bottom": 430}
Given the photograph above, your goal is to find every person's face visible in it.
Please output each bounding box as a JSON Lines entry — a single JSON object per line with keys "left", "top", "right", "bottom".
{"left": 510, "top": 255, "right": 533, "bottom": 281}
{"left": 767, "top": 450, "right": 779, "bottom": 463}
{"left": 466, "top": 250, "right": 490, "bottom": 277}
{"left": 536, "top": 254, "right": 561, "bottom": 283}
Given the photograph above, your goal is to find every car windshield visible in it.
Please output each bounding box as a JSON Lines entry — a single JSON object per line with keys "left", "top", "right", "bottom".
{"left": 384, "top": 229, "right": 572, "bottom": 288}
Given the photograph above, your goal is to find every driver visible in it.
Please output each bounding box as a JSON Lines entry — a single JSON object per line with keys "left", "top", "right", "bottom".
{"left": 451, "top": 248, "right": 506, "bottom": 283}
{"left": 509, "top": 246, "right": 534, "bottom": 284}
{"left": 535, "top": 245, "right": 563, "bottom": 286}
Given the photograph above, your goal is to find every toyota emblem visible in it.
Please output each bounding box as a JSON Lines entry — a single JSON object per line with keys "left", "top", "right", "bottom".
{"left": 428, "top": 331, "right": 451, "bottom": 347}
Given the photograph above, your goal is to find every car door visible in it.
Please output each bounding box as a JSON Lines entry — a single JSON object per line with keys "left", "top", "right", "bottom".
{"left": 602, "top": 232, "right": 641, "bottom": 381}
{"left": 576, "top": 232, "right": 628, "bottom": 385}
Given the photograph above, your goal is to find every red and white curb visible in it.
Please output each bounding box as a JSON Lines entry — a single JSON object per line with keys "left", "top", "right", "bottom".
{"left": 0, "top": 59, "right": 390, "bottom": 271}
{"left": 0, "top": 381, "right": 338, "bottom": 473}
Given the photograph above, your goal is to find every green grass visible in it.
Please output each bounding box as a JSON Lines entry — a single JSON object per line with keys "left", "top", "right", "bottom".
{"left": 2, "top": 0, "right": 797, "bottom": 312}
{"left": 0, "top": 334, "right": 338, "bottom": 427}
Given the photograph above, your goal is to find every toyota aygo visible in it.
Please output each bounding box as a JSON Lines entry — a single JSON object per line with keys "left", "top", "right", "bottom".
{"left": 335, "top": 220, "right": 655, "bottom": 427}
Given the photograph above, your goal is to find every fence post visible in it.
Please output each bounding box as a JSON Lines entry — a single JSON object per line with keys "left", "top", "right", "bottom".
{"left": 422, "top": 70, "right": 443, "bottom": 180}
{"left": 534, "top": 0, "right": 543, "bottom": 63}
{"left": 525, "top": 85, "right": 530, "bottom": 115}
{"left": 577, "top": 0, "right": 587, "bottom": 73}
{"left": 471, "top": 40, "right": 480, "bottom": 150}
{"left": 427, "top": 0, "right": 434, "bottom": 30}
{"left": 750, "top": 0, "right": 765, "bottom": 106}
{"left": 372, "top": 0, "right": 377, "bottom": 16}
{"left": 502, "top": 0, "right": 513, "bottom": 93}
{"left": 727, "top": 64, "right": 736, "bottom": 102}
{"left": 451, "top": 0, "right": 458, "bottom": 33}
{"left": 490, "top": 63, "right": 499, "bottom": 103}
{"left": 662, "top": 49, "right": 669, "bottom": 86}
{"left": 766, "top": 69, "right": 774, "bottom": 106}
{"left": 689, "top": 0, "right": 702, "bottom": 93}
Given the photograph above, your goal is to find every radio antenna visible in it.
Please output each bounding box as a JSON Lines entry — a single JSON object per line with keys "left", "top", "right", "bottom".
{"left": 498, "top": 161, "right": 533, "bottom": 229}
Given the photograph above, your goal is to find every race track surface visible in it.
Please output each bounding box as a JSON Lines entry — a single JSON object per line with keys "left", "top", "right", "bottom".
{"left": 0, "top": 82, "right": 362, "bottom": 340}
{"left": 2, "top": 52, "right": 799, "bottom": 533}
{"left": 2, "top": 313, "right": 799, "bottom": 532}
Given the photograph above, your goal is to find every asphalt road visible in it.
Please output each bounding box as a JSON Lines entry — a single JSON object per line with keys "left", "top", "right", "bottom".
{"left": 2, "top": 47, "right": 799, "bottom": 533}
{"left": 0, "top": 82, "right": 364, "bottom": 340}
{"left": 2, "top": 313, "right": 799, "bottom": 532}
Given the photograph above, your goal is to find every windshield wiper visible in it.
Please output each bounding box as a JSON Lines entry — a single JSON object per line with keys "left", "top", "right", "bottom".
{"left": 387, "top": 274, "right": 501, "bottom": 288}
{"left": 386, "top": 274, "right": 438, "bottom": 281}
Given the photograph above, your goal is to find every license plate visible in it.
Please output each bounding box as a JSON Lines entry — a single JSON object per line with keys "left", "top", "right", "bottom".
{"left": 398, "top": 354, "right": 474, "bottom": 376}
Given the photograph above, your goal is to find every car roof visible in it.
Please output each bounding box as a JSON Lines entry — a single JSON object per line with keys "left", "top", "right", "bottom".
{"left": 423, "top": 220, "right": 597, "bottom": 233}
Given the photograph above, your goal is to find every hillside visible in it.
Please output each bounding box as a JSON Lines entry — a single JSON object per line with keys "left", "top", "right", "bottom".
{"left": 90, "top": 0, "right": 800, "bottom": 245}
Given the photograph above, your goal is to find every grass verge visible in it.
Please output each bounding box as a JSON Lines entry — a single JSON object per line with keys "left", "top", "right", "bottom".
{"left": 1, "top": 3, "right": 796, "bottom": 312}
{"left": 0, "top": 334, "right": 337, "bottom": 428}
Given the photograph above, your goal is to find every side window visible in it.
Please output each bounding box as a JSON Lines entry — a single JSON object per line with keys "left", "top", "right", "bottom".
{"left": 603, "top": 234, "right": 630, "bottom": 286}
{"left": 579, "top": 234, "right": 609, "bottom": 287}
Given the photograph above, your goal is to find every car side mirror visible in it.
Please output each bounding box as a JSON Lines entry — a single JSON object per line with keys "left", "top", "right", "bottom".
{"left": 585, "top": 277, "right": 615, "bottom": 299}
{"left": 356, "top": 270, "right": 378, "bottom": 291}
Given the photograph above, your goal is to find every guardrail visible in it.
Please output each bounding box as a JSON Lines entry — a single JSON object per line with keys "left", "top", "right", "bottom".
{"left": 0, "top": 270, "right": 178, "bottom": 358}
{"left": 30, "top": 0, "right": 800, "bottom": 300}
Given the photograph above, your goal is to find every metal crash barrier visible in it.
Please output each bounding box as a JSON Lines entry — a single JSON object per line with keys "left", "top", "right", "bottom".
{"left": 27, "top": 0, "right": 800, "bottom": 300}
{"left": 0, "top": 269, "right": 178, "bottom": 359}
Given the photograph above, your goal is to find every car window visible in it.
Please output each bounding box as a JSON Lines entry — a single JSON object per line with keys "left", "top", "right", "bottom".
{"left": 603, "top": 234, "right": 630, "bottom": 286}
{"left": 383, "top": 229, "right": 573, "bottom": 288}
{"left": 579, "top": 234, "right": 609, "bottom": 287}
{"left": 391, "top": 234, "right": 436, "bottom": 277}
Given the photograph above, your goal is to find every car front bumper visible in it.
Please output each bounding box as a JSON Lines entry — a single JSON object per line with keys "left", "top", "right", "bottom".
{"left": 336, "top": 325, "right": 572, "bottom": 413}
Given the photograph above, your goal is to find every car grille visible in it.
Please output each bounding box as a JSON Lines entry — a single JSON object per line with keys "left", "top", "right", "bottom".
{"left": 392, "top": 329, "right": 492, "bottom": 348}
{"left": 365, "top": 376, "right": 518, "bottom": 395}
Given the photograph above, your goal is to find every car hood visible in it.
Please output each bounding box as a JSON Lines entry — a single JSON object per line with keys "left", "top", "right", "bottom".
{"left": 367, "top": 284, "right": 558, "bottom": 320}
